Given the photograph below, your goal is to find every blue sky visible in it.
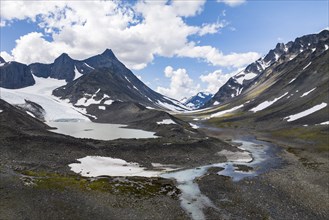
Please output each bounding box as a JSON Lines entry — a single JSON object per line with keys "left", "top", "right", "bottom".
{"left": 1, "top": 0, "right": 328, "bottom": 100}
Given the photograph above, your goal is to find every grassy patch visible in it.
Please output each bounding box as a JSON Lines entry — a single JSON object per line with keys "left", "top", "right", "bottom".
{"left": 271, "top": 127, "right": 329, "bottom": 152}
{"left": 19, "top": 170, "right": 180, "bottom": 198}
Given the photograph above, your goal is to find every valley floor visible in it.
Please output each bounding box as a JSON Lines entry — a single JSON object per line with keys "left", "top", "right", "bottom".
{"left": 197, "top": 125, "right": 329, "bottom": 219}
{"left": 0, "top": 118, "right": 328, "bottom": 219}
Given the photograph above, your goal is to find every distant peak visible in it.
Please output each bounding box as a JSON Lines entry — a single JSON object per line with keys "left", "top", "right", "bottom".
{"left": 0, "top": 56, "right": 5, "bottom": 63}
{"left": 54, "top": 53, "right": 73, "bottom": 64}
{"left": 101, "top": 49, "right": 117, "bottom": 58}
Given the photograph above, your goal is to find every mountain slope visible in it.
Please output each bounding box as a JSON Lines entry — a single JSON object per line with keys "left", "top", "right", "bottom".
{"left": 52, "top": 51, "right": 188, "bottom": 112}
{"left": 196, "top": 30, "right": 329, "bottom": 133}
{"left": 205, "top": 30, "right": 329, "bottom": 107}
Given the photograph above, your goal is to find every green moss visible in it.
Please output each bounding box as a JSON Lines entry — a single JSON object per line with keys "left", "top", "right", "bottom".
{"left": 19, "top": 171, "right": 180, "bottom": 198}
{"left": 272, "top": 127, "right": 329, "bottom": 152}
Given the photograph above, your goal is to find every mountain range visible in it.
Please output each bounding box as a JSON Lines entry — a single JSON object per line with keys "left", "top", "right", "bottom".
{"left": 0, "top": 30, "right": 328, "bottom": 132}
{"left": 195, "top": 30, "right": 328, "bottom": 141}
{"left": 0, "top": 49, "right": 189, "bottom": 124}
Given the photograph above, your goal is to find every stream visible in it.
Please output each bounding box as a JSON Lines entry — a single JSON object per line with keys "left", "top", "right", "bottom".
{"left": 161, "top": 128, "right": 281, "bottom": 220}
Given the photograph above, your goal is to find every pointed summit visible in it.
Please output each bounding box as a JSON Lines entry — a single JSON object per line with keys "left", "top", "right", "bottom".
{"left": 54, "top": 53, "right": 73, "bottom": 64}
{"left": 101, "top": 49, "right": 117, "bottom": 59}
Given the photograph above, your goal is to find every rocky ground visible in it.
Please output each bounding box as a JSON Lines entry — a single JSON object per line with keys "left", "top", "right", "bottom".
{"left": 0, "top": 100, "right": 232, "bottom": 220}
{"left": 196, "top": 125, "right": 329, "bottom": 220}
{"left": 1, "top": 100, "right": 328, "bottom": 220}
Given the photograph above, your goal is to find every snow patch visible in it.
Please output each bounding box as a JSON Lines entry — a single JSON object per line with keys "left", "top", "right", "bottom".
{"left": 0, "top": 76, "right": 89, "bottom": 122}
{"left": 98, "top": 106, "right": 106, "bottom": 110}
{"left": 250, "top": 92, "right": 288, "bottom": 113}
{"left": 234, "top": 72, "right": 258, "bottom": 85}
{"left": 74, "top": 66, "right": 83, "bottom": 80}
{"left": 302, "top": 62, "right": 312, "bottom": 70}
{"left": 26, "top": 111, "right": 36, "bottom": 118}
{"left": 84, "top": 62, "right": 95, "bottom": 69}
{"left": 300, "top": 88, "right": 316, "bottom": 97}
{"left": 69, "top": 156, "right": 165, "bottom": 178}
{"left": 189, "top": 123, "right": 199, "bottom": 129}
{"left": 288, "top": 77, "right": 297, "bottom": 84}
{"left": 210, "top": 104, "right": 244, "bottom": 118}
{"left": 157, "top": 119, "right": 176, "bottom": 125}
{"left": 213, "top": 101, "right": 220, "bottom": 105}
{"left": 103, "top": 99, "right": 114, "bottom": 105}
{"left": 284, "top": 102, "right": 327, "bottom": 122}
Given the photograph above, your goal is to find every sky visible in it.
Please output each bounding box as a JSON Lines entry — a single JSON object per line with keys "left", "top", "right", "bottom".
{"left": 1, "top": 0, "right": 328, "bottom": 100}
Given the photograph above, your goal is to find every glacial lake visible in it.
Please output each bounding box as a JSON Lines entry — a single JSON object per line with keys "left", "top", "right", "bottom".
{"left": 47, "top": 121, "right": 157, "bottom": 140}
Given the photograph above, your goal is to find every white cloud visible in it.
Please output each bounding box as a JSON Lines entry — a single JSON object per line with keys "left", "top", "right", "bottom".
{"left": 0, "top": 51, "right": 14, "bottom": 62}
{"left": 177, "top": 43, "right": 260, "bottom": 68}
{"left": 217, "top": 0, "right": 246, "bottom": 7}
{"left": 172, "top": 0, "right": 206, "bottom": 17}
{"left": 198, "top": 22, "right": 226, "bottom": 36}
{"left": 200, "top": 68, "right": 243, "bottom": 94}
{"left": 1, "top": 0, "right": 257, "bottom": 70}
{"left": 157, "top": 66, "right": 200, "bottom": 100}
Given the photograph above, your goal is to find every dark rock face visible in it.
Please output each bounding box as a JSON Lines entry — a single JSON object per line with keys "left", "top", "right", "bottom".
{"left": 0, "top": 56, "right": 5, "bottom": 63}
{"left": 29, "top": 63, "right": 52, "bottom": 78}
{"left": 50, "top": 53, "right": 76, "bottom": 81}
{"left": 205, "top": 30, "right": 329, "bottom": 107}
{"left": 0, "top": 62, "right": 35, "bottom": 89}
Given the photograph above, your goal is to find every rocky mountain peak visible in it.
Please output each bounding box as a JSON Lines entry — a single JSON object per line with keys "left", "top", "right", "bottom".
{"left": 0, "top": 56, "right": 6, "bottom": 64}
{"left": 101, "top": 49, "right": 117, "bottom": 59}
{"left": 54, "top": 53, "right": 73, "bottom": 64}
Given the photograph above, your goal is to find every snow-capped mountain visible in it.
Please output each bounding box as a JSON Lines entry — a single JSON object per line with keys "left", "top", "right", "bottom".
{"left": 182, "top": 92, "right": 213, "bottom": 109}
{"left": 0, "top": 49, "right": 188, "bottom": 122}
{"left": 201, "top": 30, "right": 329, "bottom": 128}
{"left": 204, "top": 30, "right": 329, "bottom": 107}
{"left": 51, "top": 50, "right": 188, "bottom": 112}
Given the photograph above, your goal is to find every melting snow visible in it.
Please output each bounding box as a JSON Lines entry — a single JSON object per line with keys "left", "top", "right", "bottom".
{"left": 69, "top": 156, "right": 166, "bottom": 178}
{"left": 284, "top": 102, "right": 327, "bottom": 122}
{"left": 288, "top": 77, "right": 297, "bottom": 84}
{"left": 75, "top": 90, "right": 111, "bottom": 106}
{"left": 0, "top": 110, "right": 3, "bottom": 113}
{"left": 198, "top": 93, "right": 205, "bottom": 98}
{"left": 26, "top": 111, "right": 36, "bottom": 118}
{"left": 157, "top": 119, "right": 176, "bottom": 125}
{"left": 235, "top": 72, "right": 258, "bottom": 85}
{"left": 124, "top": 76, "right": 131, "bottom": 84}
{"left": 98, "top": 106, "right": 106, "bottom": 110}
{"left": 325, "top": 45, "right": 328, "bottom": 50}
{"left": 103, "top": 99, "right": 114, "bottom": 105}
{"left": 300, "top": 87, "right": 316, "bottom": 97}
{"left": 210, "top": 104, "right": 244, "bottom": 118}
{"left": 0, "top": 76, "right": 89, "bottom": 122}
{"left": 302, "top": 62, "right": 312, "bottom": 70}
{"left": 250, "top": 92, "right": 288, "bottom": 113}
{"left": 318, "top": 121, "right": 329, "bottom": 125}
{"left": 74, "top": 66, "right": 83, "bottom": 80}
{"left": 84, "top": 62, "right": 95, "bottom": 69}
{"left": 213, "top": 101, "right": 220, "bottom": 105}
{"left": 189, "top": 123, "right": 199, "bottom": 129}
